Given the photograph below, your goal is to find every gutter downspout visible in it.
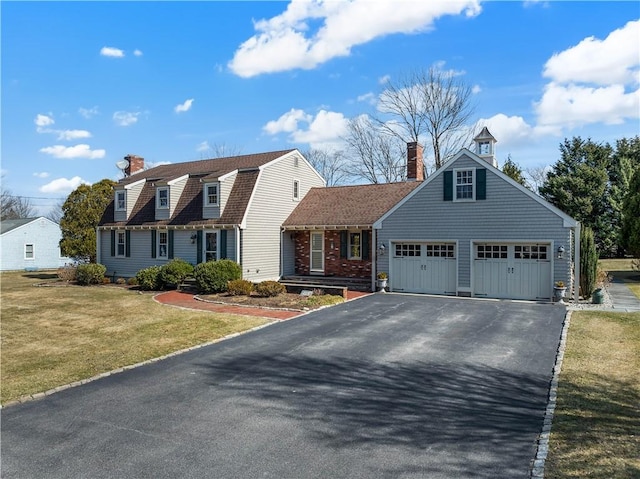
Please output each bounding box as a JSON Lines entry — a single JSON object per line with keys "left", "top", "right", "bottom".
{"left": 574, "top": 223, "right": 581, "bottom": 303}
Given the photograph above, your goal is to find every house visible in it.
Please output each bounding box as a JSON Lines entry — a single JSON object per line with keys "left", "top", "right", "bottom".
{"left": 284, "top": 129, "right": 580, "bottom": 302}
{"left": 0, "top": 217, "right": 70, "bottom": 271}
{"left": 96, "top": 150, "right": 325, "bottom": 281}
{"left": 281, "top": 142, "right": 425, "bottom": 289}
{"left": 375, "top": 128, "right": 580, "bottom": 301}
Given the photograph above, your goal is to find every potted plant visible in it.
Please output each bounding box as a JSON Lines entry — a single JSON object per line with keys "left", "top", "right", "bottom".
{"left": 553, "top": 280, "right": 567, "bottom": 303}
{"left": 376, "top": 272, "right": 388, "bottom": 292}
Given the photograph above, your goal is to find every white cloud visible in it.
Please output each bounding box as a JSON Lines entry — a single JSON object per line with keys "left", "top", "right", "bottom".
{"left": 263, "top": 108, "right": 312, "bottom": 134}
{"left": 543, "top": 20, "right": 639, "bottom": 85}
{"left": 174, "top": 98, "right": 194, "bottom": 113}
{"left": 33, "top": 172, "right": 50, "bottom": 179}
{"left": 78, "top": 106, "right": 99, "bottom": 119}
{"left": 196, "top": 141, "right": 210, "bottom": 152}
{"left": 39, "top": 144, "right": 106, "bottom": 159}
{"left": 471, "top": 85, "right": 482, "bottom": 94}
{"left": 357, "top": 92, "right": 376, "bottom": 105}
{"left": 40, "top": 176, "right": 90, "bottom": 194}
{"left": 475, "top": 114, "right": 535, "bottom": 147}
{"left": 34, "top": 113, "right": 54, "bottom": 128}
{"left": 534, "top": 20, "right": 640, "bottom": 133}
{"left": 100, "top": 46, "right": 125, "bottom": 58}
{"left": 56, "top": 129, "right": 92, "bottom": 141}
{"left": 113, "top": 111, "right": 140, "bottom": 126}
{"left": 133, "top": 49, "right": 143, "bottom": 56}
{"left": 264, "top": 108, "right": 349, "bottom": 150}
{"left": 378, "top": 74, "right": 391, "bottom": 85}
{"left": 229, "top": 0, "right": 481, "bottom": 77}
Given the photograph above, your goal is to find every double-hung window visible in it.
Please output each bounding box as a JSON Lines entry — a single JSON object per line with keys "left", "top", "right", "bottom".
{"left": 455, "top": 169, "right": 474, "bottom": 201}
{"left": 293, "top": 180, "right": 300, "bottom": 201}
{"left": 116, "top": 231, "right": 126, "bottom": 257}
{"left": 115, "top": 191, "right": 126, "bottom": 211}
{"left": 157, "top": 188, "right": 169, "bottom": 209}
{"left": 204, "top": 183, "right": 219, "bottom": 207}
{"left": 25, "top": 244, "right": 34, "bottom": 260}
{"left": 158, "top": 231, "right": 168, "bottom": 259}
{"left": 349, "top": 232, "right": 361, "bottom": 260}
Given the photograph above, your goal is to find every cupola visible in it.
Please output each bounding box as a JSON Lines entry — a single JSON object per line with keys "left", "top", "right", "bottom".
{"left": 473, "top": 127, "right": 497, "bottom": 167}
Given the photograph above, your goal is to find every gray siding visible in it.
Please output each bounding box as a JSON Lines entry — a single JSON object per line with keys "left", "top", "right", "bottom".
{"left": 378, "top": 154, "right": 573, "bottom": 292}
{"left": 169, "top": 177, "right": 188, "bottom": 216}
{"left": 98, "top": 228, "right": 238, "bottom": 279}
{"left": 242, "top": 152, "right": 324, "bottom": 282}
{"left": 1, "top": 218, "right": 69, "bottom": 271}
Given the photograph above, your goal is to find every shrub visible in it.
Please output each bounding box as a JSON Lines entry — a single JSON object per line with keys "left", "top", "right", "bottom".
{"left": 127, "top": 277, "right": 138, "bottom": 286}
{"left": 227, "top": 279, "right": 254, "bottom": 296}
{"left": 102, "top": 277, "right": 111, "bottom": 284}
{"left": 116, "top": 277, "right": 127, "bottom": 285}
{"left": 76, "top": 263, "right": 107, "bottom": 285}
{"left": 194, "top": 259, "right": 242, "bottom": 294}
{"left": 159, "top": 258, "right": 194, "bottom": 289}
{"left": 136, "top": 265, "right": 162, "bottom": 291}
{"left": 580, "top": 226, "right": 598, "bottom": 298}
{"left": 57, "top": 264, "right": 77, "bottom": 282}
{"left": 255, "top": 280, "right": 286, "bottom": 297}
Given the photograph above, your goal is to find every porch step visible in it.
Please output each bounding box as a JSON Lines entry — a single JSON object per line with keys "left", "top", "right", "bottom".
{"left": 178, "top": 277, "right": 199, "bottom": 293}
{"left": 280, "top": 275, "right": 373, "bottom": 293}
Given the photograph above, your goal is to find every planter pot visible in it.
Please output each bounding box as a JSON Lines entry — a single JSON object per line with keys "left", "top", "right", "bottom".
{"left": 377, "top": 279, "right": 388, "bottom": 292}
{"left": 592, "top": 288, "right": 604, "bottom": 304}
{"left": 553, "top": 287, "right": 567, "bottom": 303}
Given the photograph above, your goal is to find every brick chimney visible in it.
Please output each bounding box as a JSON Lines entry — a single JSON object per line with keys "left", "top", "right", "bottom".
{"left": 124, "top": 154, "right": 144, "bottom": 176}
{"left": 407, "top": 142, "right": 424, "bottom": 181}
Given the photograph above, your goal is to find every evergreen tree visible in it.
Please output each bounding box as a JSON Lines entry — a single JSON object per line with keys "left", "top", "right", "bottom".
{"left": 621, "top": 168, "right": 640, "bottom": 258}
{"left": 60, "top": 179, "right": 116, "bottom": 262}
{"left": 501, "top": 155, "right": 528, "bottom": 187}
{"left": 580, "top": 226, "right": 598, "bottom": 298}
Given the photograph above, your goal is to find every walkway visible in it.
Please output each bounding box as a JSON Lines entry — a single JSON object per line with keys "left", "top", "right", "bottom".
{"left": 154, "top": 290, "right": 371, "bottom": 320}
{"left": 607, "top": 279, "right": 640, "bottom": 312}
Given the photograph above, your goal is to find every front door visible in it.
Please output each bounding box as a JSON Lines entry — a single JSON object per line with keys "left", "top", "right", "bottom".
{"left": 310, "top": 232, "right": 324, "bottom": 273}
{"left": 205, "top": 232, "right": 217, "bottom": 262}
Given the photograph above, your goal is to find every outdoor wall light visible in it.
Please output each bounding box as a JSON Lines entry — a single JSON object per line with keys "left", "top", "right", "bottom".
{"left": 190, "top": 233, "right": 198, "bottom": 244}
{"left": 378, "top": 243, "right": 386, "bottom": 256}
{"left": 557, "top": 245, "right": 565, "bottom": 259}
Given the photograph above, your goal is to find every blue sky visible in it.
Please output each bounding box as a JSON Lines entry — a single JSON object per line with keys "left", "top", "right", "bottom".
{"left": 2, "top": 1, "right": 639, "bottom": 214}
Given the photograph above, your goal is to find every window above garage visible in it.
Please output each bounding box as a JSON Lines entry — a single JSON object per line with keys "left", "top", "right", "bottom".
{"left": 444, "top": 168, "right": 486, "bottom": 202}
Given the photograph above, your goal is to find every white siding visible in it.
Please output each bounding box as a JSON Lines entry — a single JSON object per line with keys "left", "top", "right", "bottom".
{"left": 0, "top": 218, "right": 70, "bottom": 271}
{"left": 378, "top": 154, "right": 573, "bottom": 295}
{"left": 242, "top": 152, "right": 325, "bottom": 282}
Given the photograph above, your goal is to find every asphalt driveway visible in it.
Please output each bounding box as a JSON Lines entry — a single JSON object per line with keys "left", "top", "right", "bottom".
{"left": 1, "top": 294, "right": 566, "bottom": 479}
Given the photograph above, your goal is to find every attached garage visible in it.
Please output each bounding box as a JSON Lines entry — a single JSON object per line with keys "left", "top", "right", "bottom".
{"left": 390, "top": 242, "right": 457, "bottom": 295}
{"left": 473, "top": 243, "right": 552, "bottom": 301}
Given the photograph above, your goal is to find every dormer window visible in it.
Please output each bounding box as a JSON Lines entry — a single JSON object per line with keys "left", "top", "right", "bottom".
{"left": 115, "top": 191, "right": 126, "bottom": 211}
{"left": 204, "top": 183, "right": 219, "bottom": 207}
{"left": 157, "top": 187, "right": 169, "bottom": 209}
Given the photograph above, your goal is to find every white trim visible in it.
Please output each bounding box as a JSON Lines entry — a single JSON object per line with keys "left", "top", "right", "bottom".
{"left": 156, "top": 187, "right": 169, "bottom": 209}
{"left": 167, "top": 174, "right": 189, "bottom": 186}
{"left": 24, "top": 243, "right": 35, "bottom": 260}
{"left": 453, "top": 167, "right": 476, "bottom": 202}
{"left": 0, "top": 217, "right": 60, "bottom": 237}
{"left": 203, "top": 182, "right": 220, "bottom": 207}
{"left": 293, "top": 178, "right": 300, "bottom": 201}
{"left": 374, "top": 148, "right": 578, "bottom": 229}
{"left": 157, "top": 230, "right": 169, "bottom": 259}
{"left": 310, "top": 231, "right": 325, "bottom": 273}
{"left": 115, "top": 190, "right": 126, "bottom": 211}
{"left": 115, "top": 230, "right": 127, "bottom": 257}
{"left": 124, "top": 178, "right": 146, "bottom": 190}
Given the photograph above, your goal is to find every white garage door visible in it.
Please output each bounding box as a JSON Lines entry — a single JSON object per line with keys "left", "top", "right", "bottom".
{"left": 391, "top": 243, "right": 456, "bottom": 295}
{"left": 473, "top": 243, "right": 552, "bottom": 300}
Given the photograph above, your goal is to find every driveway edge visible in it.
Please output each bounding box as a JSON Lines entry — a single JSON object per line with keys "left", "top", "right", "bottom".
{"left": 530, "top": 308, "right": 572, "bottom": 478}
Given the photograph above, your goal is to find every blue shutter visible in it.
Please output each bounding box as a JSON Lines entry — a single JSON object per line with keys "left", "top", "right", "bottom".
{"left": 476, "top": 168, "right": 486, "bottom": 200}
{"left": 362, "top": 230, "right": 370, "bottom": 260}
{"left": 443, "top": 171, "right": 453, "bottom": 201}
{"left": 196, "top": 230, "right": 203, "bottom": 263}
{"left": 151, "top": 230, "right": 157, "bottom": 258}
{"left": 340, "top": 231, "right": 347, "bottom": 258}
{"left": 168, "top": 230, "right": 174, "bottom": 259}
{"left": 219, "top": 230, "right": 227, "bottom": 259}
{"left": 125, "top": 230, "right": 131, "bottom": 257}
{"left": 110, "top": 230, "right": 115, "bottom": 256}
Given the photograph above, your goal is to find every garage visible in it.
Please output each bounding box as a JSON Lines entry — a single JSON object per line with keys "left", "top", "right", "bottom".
{"left": 391, "top": 242, "right": 457, "bottom": 295}
{"left": 473, "top": 243, "right": 552, "bottom": 301}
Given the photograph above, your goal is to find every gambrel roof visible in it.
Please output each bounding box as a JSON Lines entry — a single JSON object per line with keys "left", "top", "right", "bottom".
{"left": 282, "top": 182, "right": 421, "bottom": 229}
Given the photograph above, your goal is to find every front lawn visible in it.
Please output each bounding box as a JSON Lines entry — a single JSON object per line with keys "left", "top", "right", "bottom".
{"left": 0, "top": 271, "right": 269, "bottom": 404}
{"left": 545, "top": 310, "right": 640, "bottom": 478}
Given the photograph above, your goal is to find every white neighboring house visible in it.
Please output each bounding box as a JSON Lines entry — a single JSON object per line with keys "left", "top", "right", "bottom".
{"left": 0, "top": 217, "right": 70, "bottom": 271}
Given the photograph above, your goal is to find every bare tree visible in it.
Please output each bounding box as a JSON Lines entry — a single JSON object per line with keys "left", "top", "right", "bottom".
{"left": 344, "top": 115, "right": 406, "bottom": 184}
{"left": 376, "top": 66, "right": 476, "bottom": 170}
{"left": 1, "top": 189, "right": 36, "bottom": 220}
{"left": 524, "top": 166, "right": 549, "bottom": 195}
{"left": 302, "top": 149, "right": 349, "bottom": 186}
{"left": 200, "top": 142, "right": 243, "bottom": 159}
{"left": 46, "top": 198, "right": 66, "bottom": 224}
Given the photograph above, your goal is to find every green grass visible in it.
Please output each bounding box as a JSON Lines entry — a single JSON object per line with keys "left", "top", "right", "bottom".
{"left": 599, "top": 258, "right": 640, "bottom": 299}
{"left": 546, "top": 311, "right": 640, "bottom": 478}
{"left": 0, "top": 271, "right": 269, "bottom": 404}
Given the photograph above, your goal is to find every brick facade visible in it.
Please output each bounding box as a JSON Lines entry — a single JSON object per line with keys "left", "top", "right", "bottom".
{"left": 293, "top": 230, "right": 372, "bottom": 279}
